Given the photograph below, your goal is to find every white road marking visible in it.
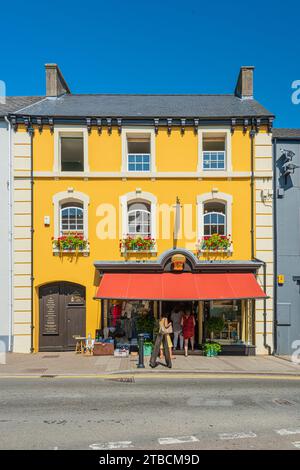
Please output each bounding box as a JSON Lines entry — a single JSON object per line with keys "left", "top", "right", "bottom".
{"left": 292, "top": 441, "right": 300, "bottom": 449}
{"left": 219, "top": 432, "right": 257, "bottom": 440}
{"left": 158, "top": 436, "right": 199, "bottom": 445}
{"left": 89, "top": 441, "right": 133, "bottom": 450}
{"left": 276, "top": 428, "right": 300, "bottom": 436}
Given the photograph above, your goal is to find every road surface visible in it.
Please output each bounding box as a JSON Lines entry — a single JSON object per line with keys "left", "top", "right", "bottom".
{"left": 0, "top": 375, "right": 300, "bottom": 450}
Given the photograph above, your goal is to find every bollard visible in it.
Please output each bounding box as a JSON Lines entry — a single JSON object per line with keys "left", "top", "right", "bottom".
{"left": 137, "top": 333, "right": 145, "bottom": 368}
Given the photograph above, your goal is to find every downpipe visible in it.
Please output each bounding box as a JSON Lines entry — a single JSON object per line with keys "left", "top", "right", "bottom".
{"left": 29, "top": 124, "right": 34, "bottom": 353}
{"left": 4, "top": 116, "right": 13, "bottom": 352}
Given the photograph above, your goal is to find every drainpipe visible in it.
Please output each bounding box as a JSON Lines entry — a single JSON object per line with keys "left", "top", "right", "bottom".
{"left": 29, "top": 124, "right": 34, "bottom": 353}
{"left": 4, "top": 116, "right": 13, "bottom": 352}
{"left": 273, "top": 138, "right": 278, "bottom": 354}
{"left": 250, "top": 126, "right": 272, "bottom": 355}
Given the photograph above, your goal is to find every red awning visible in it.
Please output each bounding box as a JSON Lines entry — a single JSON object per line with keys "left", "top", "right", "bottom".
{"left": 95, "top": 272, "right": 267, "bottom": 301}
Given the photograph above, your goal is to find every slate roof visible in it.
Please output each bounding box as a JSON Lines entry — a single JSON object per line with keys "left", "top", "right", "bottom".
{"left": 0, "top": 96, "right": 44, "bottom": 117}
{"left": 12, "top": 93, "right": 273, "bottom": 118}
{"left": 273, "top": 128, "right": 300, "bottom": 139}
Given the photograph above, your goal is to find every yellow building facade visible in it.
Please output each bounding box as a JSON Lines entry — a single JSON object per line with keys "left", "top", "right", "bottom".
{"left": 11, "top": 64, "right": 275, "bottom": 355}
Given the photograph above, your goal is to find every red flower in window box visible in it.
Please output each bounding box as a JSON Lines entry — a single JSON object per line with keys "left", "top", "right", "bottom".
{"left": 120, "top": 235, "right": 156, "bottom": 252}
{"left": 53, "top": 232, "right": 88, "bottom": 252}
{"left": 200, "top": 234, "right": 231, "bottom": 251}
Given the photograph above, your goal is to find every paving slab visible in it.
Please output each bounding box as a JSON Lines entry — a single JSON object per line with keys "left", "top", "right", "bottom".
{"left": 0, "top": 352, "right": 299, "bottom": 377}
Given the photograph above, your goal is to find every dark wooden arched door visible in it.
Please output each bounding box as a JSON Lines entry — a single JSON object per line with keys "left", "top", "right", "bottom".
{"left": 39, "top": 282, "right": 86, "bottom": 351}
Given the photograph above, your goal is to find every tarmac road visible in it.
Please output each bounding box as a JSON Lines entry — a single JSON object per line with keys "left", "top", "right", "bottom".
{"left": 0, "top": 376, "right": 300, "bottom": 450}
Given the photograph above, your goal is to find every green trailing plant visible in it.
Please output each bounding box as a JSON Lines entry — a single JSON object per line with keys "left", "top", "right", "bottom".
{"left": 203, "top": 342, "right": 222, "bottom": 357}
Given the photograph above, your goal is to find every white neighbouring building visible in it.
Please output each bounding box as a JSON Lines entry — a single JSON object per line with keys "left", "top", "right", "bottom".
{"left": 0, "top": 97, "right": 42, "bottom": 353}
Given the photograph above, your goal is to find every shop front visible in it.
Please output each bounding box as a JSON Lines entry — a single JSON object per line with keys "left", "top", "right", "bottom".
{"left": 94, "top": 249, "right": 266, "bottom": 356}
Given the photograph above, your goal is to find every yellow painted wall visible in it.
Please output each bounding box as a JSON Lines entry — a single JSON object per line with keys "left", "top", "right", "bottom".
{"left": 89, "top": 129, "right": 121, "bottom": 172}
{"left": 231, "top": 126, "right": 251, "bottom": 171}
{"left": 156, "top": 128, "right": 198, "bottom": 172}
{"left": 32, "top": 125, "right": 258, "bottom": 351}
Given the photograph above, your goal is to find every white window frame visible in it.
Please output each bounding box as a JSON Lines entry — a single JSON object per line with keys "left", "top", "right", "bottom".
{"left": 52, "top": 190, "right": 90, "bottom": 240}
{"left": 54, "top": 126, "right": 89, "bottom": 174}
{"left": 120, "top": 191, "right": 157, "bottom": 241}
{"left": 197, "top": 192, "right": 233, "bottom": 245}
{"left": 128, "top": 206, "right": 151, "bottom": 237}
{"left": 203, "top": 210, "right": 226, "bottom": 236}
{"left": 60, "top": 204, "right": 84, "bottom": 235}
{"left": 121, "top": 127, "right": 156, "bottom": 173}
{"left": 197, "top": 127, "right": 232, "bottom": 173}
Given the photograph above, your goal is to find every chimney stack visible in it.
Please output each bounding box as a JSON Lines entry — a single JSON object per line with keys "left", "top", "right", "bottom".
{"left": 45, "top": 64, "right": 71, "bottom": 97}
{"left": 234, "top": 66, "right": 254, "bottom": 99}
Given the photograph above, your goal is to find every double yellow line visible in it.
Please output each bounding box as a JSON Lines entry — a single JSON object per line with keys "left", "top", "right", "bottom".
{"left": 0, "top": 372, "right": 300, "bottom": 380}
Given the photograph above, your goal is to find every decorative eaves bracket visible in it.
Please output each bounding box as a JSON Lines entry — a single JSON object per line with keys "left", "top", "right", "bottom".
{"left": 194, "top": 118, "right": 199, "bottom": 135}
{"left": 181, "top": 118, "right": 186, "bottom": 135}
{"left": 106, "top": 118, "right": 112, "bottom": 135}
{"left": 37, "top": 117, "right": 43, "bottom": 133}
{"left": 231, "top": 118, "right": 236, "bottom": 134}
{"left": 48, "top": 117, "right": 54, "bottom": 134}
{"left": 96, "top": 118, "right": 102, "bottom": 134}
{"left": 243, "top": 118, "right": 249, "bottom": 134}
{"left": 86, "top": 118, "right": 92, "bottom": 134}
{"left": 255, "top": 118, "right": 261, "bottom": 133}
{"left": 117, "top": 118, "right": 122, "bottom": 135}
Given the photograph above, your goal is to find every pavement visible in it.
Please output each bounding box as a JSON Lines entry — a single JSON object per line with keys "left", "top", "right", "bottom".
{"left": 1, "top": 376, "right": 300, "bottom": 449}
{"left": 0, "top": 351, "right": 300, "bottom": 378}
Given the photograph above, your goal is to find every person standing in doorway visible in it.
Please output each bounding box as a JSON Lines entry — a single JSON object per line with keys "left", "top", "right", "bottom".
{"left": 171, "top": 306, "right": 184, "bottom": 351}
{"left": 181, "top": 309, "right": 196, "bottom": 357}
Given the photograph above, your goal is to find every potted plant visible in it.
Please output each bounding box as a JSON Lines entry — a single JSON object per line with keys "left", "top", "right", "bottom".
{"left": 206, "top": 317, "right": 225, "bottom": 340}
{"left": 120, "top": 235, "right": 156, "bottom": 252}
{"left": 200, "top": 234, "right": 231, "bottom": 252}
{"left": 203, "top": 342, "right": 222, "bottom": 357}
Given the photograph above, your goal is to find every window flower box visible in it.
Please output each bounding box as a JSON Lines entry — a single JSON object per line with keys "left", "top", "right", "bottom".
{"left": 52, "top": 233, "right": 89, "bottom": 256}
{"left": 120, "top": 235, "right": 156, "bottom": 253}
{"left": 197, "top": 234, "right": 232, "bottom": 253}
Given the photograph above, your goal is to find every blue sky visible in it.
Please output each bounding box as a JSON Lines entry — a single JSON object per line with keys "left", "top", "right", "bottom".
{"left": 1, "top": 0, "right": 300, "bottom": 127}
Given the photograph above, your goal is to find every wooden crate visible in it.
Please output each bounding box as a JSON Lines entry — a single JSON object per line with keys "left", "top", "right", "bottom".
{"left": 93, "top": 342, "right": 114, "bottom": 356}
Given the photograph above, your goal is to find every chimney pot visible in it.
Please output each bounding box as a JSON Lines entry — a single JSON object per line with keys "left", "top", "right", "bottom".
{"left": 45, "top": 63, "right": 71, "bottom": 97}
{"left": 235, "top": 66, "right": 254, "bottom": 100}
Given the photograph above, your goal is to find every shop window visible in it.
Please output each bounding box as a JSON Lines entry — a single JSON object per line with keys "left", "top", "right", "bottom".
{"left": 60, "top": 136, "right": 84, "bottom": 172}
{"left": 102, "top": 300, "right": 155, "bottom": 343}
{"left": 203, "top": 201, "right": 226, "bottom": 235}
{"left": 60, "top": 202, "right": 84, "bottom": 235}
{"left": 127, "top": 201, "right": 151, "bottom": 236}
{"left": 206, "top": 300, "right": 242, "bottom": 344}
